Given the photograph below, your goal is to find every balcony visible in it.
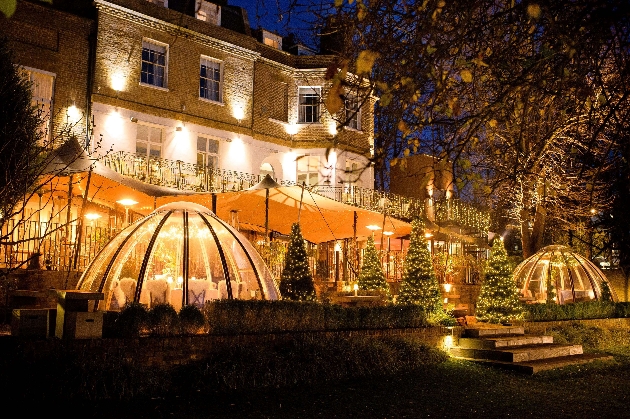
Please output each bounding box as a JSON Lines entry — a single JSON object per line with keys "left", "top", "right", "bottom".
{"left": 99, "top": 151, "right": 489, "bottom": 236}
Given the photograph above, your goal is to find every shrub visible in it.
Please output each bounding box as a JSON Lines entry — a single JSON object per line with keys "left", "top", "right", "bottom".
{"left": 179, "top": 304, "right": 206, "bottom": 335}
{"left": 147, "top": 303, "right": 179, "bottom": 336}
{"left": 524, "top": 301, "right": 618, "bottom": 322}
{"left": 114, "top": 302, "right": 149, "bottom": 338}
{"left": 203, "top": 300, "right": 430, "bottom": 334}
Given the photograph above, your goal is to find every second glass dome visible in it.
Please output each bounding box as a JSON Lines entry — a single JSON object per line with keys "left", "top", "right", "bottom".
{"left": 513, "top": 245, "right": 615, "bottom": 304}
{"left": 77, "top": 201, "right": 279, "bottom": 311}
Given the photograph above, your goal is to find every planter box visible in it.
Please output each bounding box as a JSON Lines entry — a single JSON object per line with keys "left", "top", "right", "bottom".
{"left": 11, "top": 308, "right": 49, "bottom": 338}
{"left": 59, "top": 311, "right": 104, "bottom": 339}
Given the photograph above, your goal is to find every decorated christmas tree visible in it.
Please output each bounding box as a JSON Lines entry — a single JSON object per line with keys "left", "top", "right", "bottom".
{"left": 397, "top": 218, "right": 442, "bottom": 312}
{"left": 475, "top": 239, "right": 524, "bottom": 323}
{"left": 279, "top": 223, "right": 316, "bottom": 301}
{"left": 358, "top": 235, "right": 390, "bottom": 297}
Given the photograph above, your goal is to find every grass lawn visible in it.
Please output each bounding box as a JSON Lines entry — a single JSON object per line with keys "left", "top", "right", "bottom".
{"left": 7, "top": 323, "right": 630, "bottom": 418}
{"left": 71, "top": 352, "right": 630, "bottom": 419}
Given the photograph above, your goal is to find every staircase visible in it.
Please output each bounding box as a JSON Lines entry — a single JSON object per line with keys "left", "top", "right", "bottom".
{"left": 449, "top": 325, "right": 614, "bottom": 374}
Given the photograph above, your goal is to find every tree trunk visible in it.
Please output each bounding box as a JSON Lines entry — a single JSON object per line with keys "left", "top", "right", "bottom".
{"left": 520, "top": 208, "right": 532, "bottom": 258}
{"left": 521, "top": 205, "right": 547, "bottom": 258}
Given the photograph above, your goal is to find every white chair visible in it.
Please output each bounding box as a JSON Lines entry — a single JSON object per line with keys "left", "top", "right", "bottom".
{"left": 119, "top": 277, "right": 137, "bottom": 304}
{"left": 109, "top": 279, "right": 126, "bottom": 310}
{"left": 188, "top": 279, "right": 209, "bottom": 308}
{"left": 145, "top": 278, "right": 169, "bottom": 307}
{"left": 218, "top": 280, "right": 228, "bottom": 299}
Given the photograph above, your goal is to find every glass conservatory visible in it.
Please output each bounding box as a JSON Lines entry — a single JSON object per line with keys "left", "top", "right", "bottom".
{"left": 513, "top": 245, "right": 615, "bottom": 304}
{"left": 77, "top": 202, "right": 279, "bottom": 311}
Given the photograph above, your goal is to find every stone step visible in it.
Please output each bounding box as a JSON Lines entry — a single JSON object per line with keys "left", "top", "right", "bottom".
{"left": 464, "top": 326, "right": 525, "bottom": 338}
{"left": 458, "top": 353, "right": 615, "bottom": 374}
{"left": 458, "top": 334, "right": 554, "bottom": 350}
{"left": 450, "top": 343, "right": 583, "bottom": 363}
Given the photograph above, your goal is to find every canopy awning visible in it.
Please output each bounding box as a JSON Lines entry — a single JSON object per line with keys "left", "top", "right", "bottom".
{"left": 42, "top": 138, "right": 412, "bottom": 243}
{"left": 157, "top": 186, "right": 411, "bottom": 243}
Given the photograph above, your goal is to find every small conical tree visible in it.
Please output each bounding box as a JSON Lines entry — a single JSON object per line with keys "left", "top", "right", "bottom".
{"left": 600, "top": 280, "right": 614, "bottom": 302}
{"left": 476, "top": 239, "right": 524, "bottom": 324}
{"left": 358, "top": 235, "right": 390, "bottom": 297}
{"left": 397, "top": 218, "right": 441, "bottom": 312}
{"left": 279, "top": 223, "right": 316, "bottom": 301}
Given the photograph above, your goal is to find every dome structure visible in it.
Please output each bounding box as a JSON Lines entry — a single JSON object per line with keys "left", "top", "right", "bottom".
{"left": 513, "top": 245, "right": 615, "bottom": 304}
{"left": 78, "top": 202, "right": 279, "bottom": 311}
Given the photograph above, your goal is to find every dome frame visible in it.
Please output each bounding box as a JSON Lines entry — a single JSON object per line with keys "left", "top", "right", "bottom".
{"left": 513, "top": 245, "right": 615, "bottom": 304}
{"left": 77, "top": 202, "right": 279, "bottom": 311}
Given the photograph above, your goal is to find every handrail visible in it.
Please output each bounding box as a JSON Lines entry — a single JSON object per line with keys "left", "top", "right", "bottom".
{"left": 99, "top": 151, "right": 489, "bottom": 235}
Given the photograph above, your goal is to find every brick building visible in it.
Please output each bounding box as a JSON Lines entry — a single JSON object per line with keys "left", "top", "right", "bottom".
{"left": 90, "top": 0, "right": 374, "bottom": 190}
{"left": 1, "top": 0, "right": 95, "bottom": 142}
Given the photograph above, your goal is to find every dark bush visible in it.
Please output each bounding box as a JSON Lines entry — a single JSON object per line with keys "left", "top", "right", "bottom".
{"left": 147, "top": 303, "right": 179, "bottom": 336}
{"left": 179, "top": 304, "right": 206, "bottom": 335}
{"left": 524, "top": 301, "right": 618, "bottom": 322}
{"left": 113, "top": 302, "right": 148, "bottom": 338}
{"left": 203, "top": 300, "right": 430, "bottom": 334}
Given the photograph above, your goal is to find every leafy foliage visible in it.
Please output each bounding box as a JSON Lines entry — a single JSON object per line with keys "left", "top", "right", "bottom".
{"left": 524, "top": 301, "right": 624, "bottom": 322}
{"left": 397, "top": 219, "right": 442, "bottom": 312}
{"left": 147, "top": 303, "right": 180, "bottom": 336}
{"left": 279, "top": 223, "right": 316, "bottom": 301}
{"left": 357, "top": 235, "right": 390, "bottom": 297}
{"left": 203, "top": 299, "right": 431, "bottom": 334}
{"left": 0, "top": 37, "right": 46, "bottom": 229}
{"left": 475, "top": 239, "right": 524, "bottom": 323}
{"left": 114, "top": 302, "right": 149, "bottom": 338}
{"left": 178, "top": 304, "right": 206, "bottom": 335}
{"left": 316, "top": 0, "right": 630, "bottom": 259}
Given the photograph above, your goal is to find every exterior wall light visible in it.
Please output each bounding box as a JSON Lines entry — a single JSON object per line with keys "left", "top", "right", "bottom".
{"left": 111, "top": 71, "right": 126, "bottom": 92}
{"left": 233, "top": 106, "right": 244, "bottom": 123}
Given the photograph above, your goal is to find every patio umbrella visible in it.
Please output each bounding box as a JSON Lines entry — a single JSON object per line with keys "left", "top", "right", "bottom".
{"left": 246, "top": 174, "right": 282, "bottom": 245}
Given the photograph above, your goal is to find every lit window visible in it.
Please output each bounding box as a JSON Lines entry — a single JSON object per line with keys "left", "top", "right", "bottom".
{"left": 196, "top": 10, "right": 207, "bottom": 21}
{"left": 298, "top": 87, "right": 320, "bottom": 124}
{"left": 200, "top": 57, "right": 222, "bottom": 103}
{"left": 345, "top": 94, "right": 361, "bottom": 131}
{"left": 141, "top": 40, "right": 167, "bottom": 88}
{"left": 297, "top": 155, "right": 319, "bottom": 186}
{"left": 136, "top": 124, "right": 163, "bottom": 158}
{"left": 197, "top": 136, "right": 219, "bottom": 168}
{"left": 264, "top": 37, "right": 279, "bottom": 49}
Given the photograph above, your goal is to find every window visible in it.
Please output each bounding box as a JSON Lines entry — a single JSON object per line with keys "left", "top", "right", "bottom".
{"left": 297, "top": 155, "right": 319, "bottom": 186}
{"left": 259, "top": 162, "right": 274, "bottom": 178}
{"left": 345, "top": 159, "right": 362, "bottom": 187}
{"left": 345, "top": 94, "right": 361, "bottom": 131}
{"left": 200, "top": 57, "right": 222, "bottom": 103}
{"left": 21, "top": 67, "right": 55, "bottom": 141}
{"left": 197, "top": 136, "right": 219, "bottom": 168}
{"left": 298, "top": 87, "right": 320, "bottom": 123}
{"left": 136, "top": 124, "right": 163, "bottom": 158}
{"left": 196, "top": 9, "right": 207, "bottom": 21}
{"left": 141, "top": 40, "right": 167, "bottom": 88}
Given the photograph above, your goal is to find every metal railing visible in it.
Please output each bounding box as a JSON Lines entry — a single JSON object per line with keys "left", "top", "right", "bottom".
{"left": 0, "top": 219, "right": 119, "bottom": 271}
{"left": 100, "top": 151, "right": 489, "bottom": 235}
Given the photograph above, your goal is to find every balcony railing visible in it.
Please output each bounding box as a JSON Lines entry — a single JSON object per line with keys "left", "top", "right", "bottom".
{"left": 100, "top": 151, "right": 489, "bottom": 235}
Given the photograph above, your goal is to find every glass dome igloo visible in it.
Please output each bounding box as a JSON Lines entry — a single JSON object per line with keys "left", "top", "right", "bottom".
{"left": 513, "top": 245, "right": 615, "bottom": 304}
{"left": 77, "top": 201, "right": 279, "bottom": 311}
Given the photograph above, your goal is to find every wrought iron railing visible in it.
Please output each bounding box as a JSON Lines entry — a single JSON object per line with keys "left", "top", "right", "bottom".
{"left": 0, "top": 219, "right": 119, "bottom": 271}
{"left": 99, "top": 151, "right": 489, "bottom": 235}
